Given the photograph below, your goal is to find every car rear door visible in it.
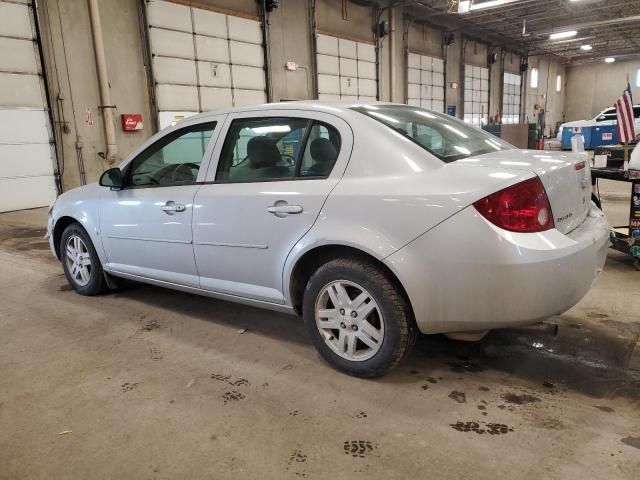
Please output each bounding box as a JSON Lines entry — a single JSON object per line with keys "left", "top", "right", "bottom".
{"left": 192, "top": 109, "right": 352, "bottom": 304}
{"left": 99, "top": 118, "right": 223, "bottom": 287}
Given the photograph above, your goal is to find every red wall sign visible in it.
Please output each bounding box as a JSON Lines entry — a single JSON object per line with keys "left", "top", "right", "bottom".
{"left": 121, "top": 113, "right": 143, "bottom": 131}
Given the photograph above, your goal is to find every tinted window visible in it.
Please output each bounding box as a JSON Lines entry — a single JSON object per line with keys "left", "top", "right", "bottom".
{"left": 596, "top": 108, "right": 617, "bottom": 122}
{"left": 216, "top": 117, "right": 311, "bottom": 182}
{"left": 299, "top": 122, "right": 341, "bottom": 177}
{"left": 126, "top": 122, "right": 216, "bottom": 187}
{"left": 633, "top": 106, "right": 640, "bottom": 118}
{"left": 352, "top": 105, "right": 513, "bottom": 162}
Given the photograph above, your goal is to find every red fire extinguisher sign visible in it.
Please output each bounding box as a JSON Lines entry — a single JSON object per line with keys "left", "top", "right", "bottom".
{"left": 121, "top": 114, "right": 143, "bottom": 131}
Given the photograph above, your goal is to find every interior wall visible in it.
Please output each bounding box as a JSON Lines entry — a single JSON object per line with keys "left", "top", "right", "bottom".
{"left": 524, "top": 55, "right": 566, "bottom": 137}
{"left": 267, "top": 0, "right": 313, "bottom": 101}
{"left": 40, "top": 0, "right": 152, "bottom": 192}
{"left": 565, "top": 59, "right": 640, "bottom": 121}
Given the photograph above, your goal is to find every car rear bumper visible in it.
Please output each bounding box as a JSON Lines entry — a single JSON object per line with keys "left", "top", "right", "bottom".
{"left": 384, "top": 204, "right": 610, "bottom": 334}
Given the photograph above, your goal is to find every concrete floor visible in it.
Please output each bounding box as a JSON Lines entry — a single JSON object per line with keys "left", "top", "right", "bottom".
{"left": 1, "top": 191, "right": 639, "bottom": 479}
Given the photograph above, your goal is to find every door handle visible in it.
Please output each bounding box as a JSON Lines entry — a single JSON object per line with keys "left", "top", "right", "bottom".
{"left": 161, "top": 201, "right": 186, "bottom": 215}
{"left": 267, "top": 201, "right": 303, "bottom": 217}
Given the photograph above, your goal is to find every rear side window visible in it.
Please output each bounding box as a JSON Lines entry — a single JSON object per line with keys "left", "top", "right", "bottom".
{"left": 216, "top": 117, "right": 341, "bottom": 182}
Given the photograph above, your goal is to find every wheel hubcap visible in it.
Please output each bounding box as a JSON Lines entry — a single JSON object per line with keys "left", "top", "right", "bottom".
{"left": 65, "top": 235, "right": 92, "bottom": 287}
{"left": 315, "top": 280, "right": 384, "bottom": 362}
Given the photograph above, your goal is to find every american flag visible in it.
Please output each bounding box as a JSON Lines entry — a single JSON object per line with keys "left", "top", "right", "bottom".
{"left": 615, "top": 82, "right": 637, "bottom": 144}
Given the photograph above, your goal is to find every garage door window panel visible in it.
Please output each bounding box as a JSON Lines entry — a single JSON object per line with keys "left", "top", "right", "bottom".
{"left": 126, "top": 122, "right": 216, "bottom": 188}
{"left": 406, "top": 53, "right": 445, "bottom": 113}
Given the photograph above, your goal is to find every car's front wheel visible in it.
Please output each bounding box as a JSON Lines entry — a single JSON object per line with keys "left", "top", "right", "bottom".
{"left": 60, "top": 223, "right": 108, "bottom": 295}
{"left": 302, "top": 257, "right": 417, "bottom": 378}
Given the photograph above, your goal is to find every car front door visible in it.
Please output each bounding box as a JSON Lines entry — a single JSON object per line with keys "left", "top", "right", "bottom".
{"left": 192, "top": 110, "right": 352, "bottom": 304}
{"left": 99, "top": 119, "right": 221, "bottom": 287}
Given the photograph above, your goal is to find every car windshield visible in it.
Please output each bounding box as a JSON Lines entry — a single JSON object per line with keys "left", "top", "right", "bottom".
{"left": 351, "top": 105, "right": 514, "bottom": 162}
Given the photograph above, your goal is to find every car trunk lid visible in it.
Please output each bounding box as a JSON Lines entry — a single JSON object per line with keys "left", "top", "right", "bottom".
{"left": 457, "top": 150, "right": 591, "bottom": 234}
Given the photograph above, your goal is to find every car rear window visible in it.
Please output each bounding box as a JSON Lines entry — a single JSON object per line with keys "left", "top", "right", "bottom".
{"left": 351, "top": 105, "right": 514, "bottom": 162}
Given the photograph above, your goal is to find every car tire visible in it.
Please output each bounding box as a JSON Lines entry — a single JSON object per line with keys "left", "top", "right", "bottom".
{"left": 302, "top": 257, "right": 417, "bottom": 378}
{"left": 60, "top": 223, "right": 108, "bottom": 296}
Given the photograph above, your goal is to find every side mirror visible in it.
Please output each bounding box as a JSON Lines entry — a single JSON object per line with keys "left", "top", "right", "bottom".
{"left": 99, "top": 168, "right": 124, "bottom": 190}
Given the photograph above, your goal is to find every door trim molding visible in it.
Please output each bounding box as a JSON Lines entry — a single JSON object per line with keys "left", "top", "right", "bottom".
{"left": 195, "top": 241, "right": 268, "bottom": 249}
{"left": 107, "top": 235, "right": 192, "bottom": 244}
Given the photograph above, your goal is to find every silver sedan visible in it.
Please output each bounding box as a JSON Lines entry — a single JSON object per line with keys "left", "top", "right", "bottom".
{"left": 47, "top": 102, "right": 609, "bottom": 377}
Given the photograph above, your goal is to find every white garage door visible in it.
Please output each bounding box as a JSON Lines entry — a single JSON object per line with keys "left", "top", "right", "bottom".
{"left": 463, "top": 64, "right": 489, "bottom": 126}
{"left": 0, "top": 0, "right": 57, "bottom": 212}
{"left": 407, "top": 53, "right": 444, "bottom": 112}
{"left": 316, "top": 33, "right": 376, "bottom": 102}
{"left": 146, "top": 0, "right": 267, "bottom": 129}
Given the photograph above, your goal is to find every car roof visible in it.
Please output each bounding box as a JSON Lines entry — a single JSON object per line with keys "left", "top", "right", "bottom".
{"left": 184, "top": 100, "right": 404, "bottom": 122}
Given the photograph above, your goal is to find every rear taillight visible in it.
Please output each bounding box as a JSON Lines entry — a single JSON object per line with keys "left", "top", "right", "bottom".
{"left": 473, "top": 177, "right": 554, "bottom": 233}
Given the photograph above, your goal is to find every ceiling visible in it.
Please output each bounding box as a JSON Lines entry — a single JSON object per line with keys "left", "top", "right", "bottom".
{"left": 398, "top": 0, "right": 640, "bottom": 63}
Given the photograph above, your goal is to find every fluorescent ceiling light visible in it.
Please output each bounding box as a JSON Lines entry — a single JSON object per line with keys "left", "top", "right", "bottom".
{"left": 549, "top": 30, "right": 578, "bottom": 40}
{"left": 458, "top": 0, "right": 521, "bottom": 14}
{"left": 580, "top": 44, "right": 592, "bottom": 51}
{"left": 604, "top": 57, "right": 615, "bottom": 63}
{"left": 252, "top": 125, "right": 290, "bottom": 134}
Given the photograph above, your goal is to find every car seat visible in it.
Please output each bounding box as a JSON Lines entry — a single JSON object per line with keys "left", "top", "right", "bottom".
{"left": 247, "top": 136, "right": 291, "bottom": 177}
{"left": 307, "top": 138, "right": 338, "bottom": 176}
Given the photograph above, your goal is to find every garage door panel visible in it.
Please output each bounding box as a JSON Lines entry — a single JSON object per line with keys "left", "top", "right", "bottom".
{"left": 432, "top": 101, "right": 444, "bottom": 112}
{"left": 357, "top": 43, "right": 375, "bottom": 62}
{"left": 339, "top": 58, "right": 357, "bottom": 77}
{"left": 341, "top": 95, "right": 357, "bottom": 102}
{"left": 200, "top": 87, "right": 233, "bottom": 110}
{"left": 408, "top": 98, "right": 420, "bottom": 107}
{"left": 0, "top": 2, "right": 33, "bottom": 40}
{"left": 0, "top": 175, "right": 57, "bottom": 212}
{"left": 227, "top": 16, "right": 261, "bottom": 44}
{"left": 153, "top": 57, "right": 196, "bottom": 85}
{"left": 408, "top": 53, "right": 420, "bottom": 69}
{"left": 0, "top": 74, "right": 43, "bottom": 107}
{"left": 407, "top": 68, "right": 420, "bottom": 84}
{"left": 317, "top": 54, "right": 339, "bottom": 75}
{"left": 198, "top": 61, "right": 231, "bottom": 88}
{"left": 147, "top": 0, "right": 191, "bottom": 32}
{"left": 338, "top": 39, "right": 357, "bottom": 59}
{"left": 149, "top": 29, "right": 194, "bottom": 59}
{"left": 231, "top": 65, "right": 265, "bottom": 90}
{"left": 359, "top": 96, "right": 376, "bottom": 102}
{"left": 230, "top": 41, "right": 264, "bottom": 67}
{"left": 0, "top": 143, "right": 54, "bottom": 178}
{"left": 357, "top": 61, "right": 376, "bottom": 80}
{"left": 156, "top": 84, "right": 199, "bottom": 111}
{"left": 0, "top": 38, "right": 38, "bottom": 74}
{"left": 408, "top": 84, "right": 420, "bottom": 99}
{"left": 233, "top": 89, "right": 266, "bottom": 106}
{"left": 433, "top": 58, "right": 444, "bottom": 73}
{"left": 340, "top": 76, "right": 357, "bottom": 96}
{"left": 193, "top": 8, "right": 227, "bottom": 38}
{"left": 195, "top": 36, "right": 229, "bottom": 63}
{"left": 316, "top": 34, "right": 338, "bottom": 56}
{"left": 0, "top": 108, "right": 49, "bottom": 144}
{"left": 318, "top": 93, "right": 340, "bottom": 101}
{"left": 317, "top": 74, "right": 339, "bottom": 95}
{"left": 358, "top": 78, "right": 376, "bottom": 97}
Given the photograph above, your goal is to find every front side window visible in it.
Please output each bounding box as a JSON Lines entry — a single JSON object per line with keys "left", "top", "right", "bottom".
{"left": 126, "top": 122, "right": 216, "bottom": 187}
{"left": 216, "top": 117, "right": 341, "bottom": 182}
{"left": 352, "top": 105, "right": 513, "bottom": 163}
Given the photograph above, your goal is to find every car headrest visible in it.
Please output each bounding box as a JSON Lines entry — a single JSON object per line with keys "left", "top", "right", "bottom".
{"left": 310, "top": 138, "right": 338, "bottom": 163}
{"left": 415, "top": 133, "right": 433, "bottom": 149}
{"left": 247, "top": 136, "right": 281, "bottom": 169}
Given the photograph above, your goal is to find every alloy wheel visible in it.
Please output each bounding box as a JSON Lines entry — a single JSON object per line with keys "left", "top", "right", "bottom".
{"left": 315, "top": 280, "right": 385, "bottom": 362}
{"left": 65, "top": 235, "right": 92, "bottom": 287}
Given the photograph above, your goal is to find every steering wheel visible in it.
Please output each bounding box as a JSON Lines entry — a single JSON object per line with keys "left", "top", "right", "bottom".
{"left": 280, "top": 154, "right": 296, "bottom": 167}
{"left": 172, "top": 162, "right": 200, "bottom": 183}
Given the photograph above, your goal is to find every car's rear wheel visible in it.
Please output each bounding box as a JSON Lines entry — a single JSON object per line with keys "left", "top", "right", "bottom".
{"left": 302, "top": 257, "right": 417, "bottom": 378}
{"left": 60, "top": 223, "right": 108, "bottom": 295}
